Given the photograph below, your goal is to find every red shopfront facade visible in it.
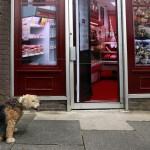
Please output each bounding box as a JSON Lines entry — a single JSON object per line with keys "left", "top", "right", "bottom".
{"left": 0, "top": 0, "right": 150, "bottom": 110}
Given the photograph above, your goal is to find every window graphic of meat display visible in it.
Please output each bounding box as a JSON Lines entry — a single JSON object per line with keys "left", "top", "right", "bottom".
{"left": 133, "top": 1, "right": 150, "bottom": 65}
{"left": 22, "top": 44, "right": 44, "bottom": 57}
{"left": 22, "top": 6, "right": 57, "bottom": 65}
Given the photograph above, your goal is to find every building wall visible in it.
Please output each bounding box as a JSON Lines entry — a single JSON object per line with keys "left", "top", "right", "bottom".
{"left": 129, "top": 99, "right": 150, "bottom": 111}
{"left": 39, "top": 100, "right": 67, "bottom": 111}
{"left": 0, "top": 1, "right": 149, "bottom": 111}
{"left": 0, "top": 0, "right": 11, "bottom": 98}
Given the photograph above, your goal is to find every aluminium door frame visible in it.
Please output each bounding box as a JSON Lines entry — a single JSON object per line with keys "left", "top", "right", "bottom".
{"left": 68, "top": 0, "right": 128, "bottom": 110}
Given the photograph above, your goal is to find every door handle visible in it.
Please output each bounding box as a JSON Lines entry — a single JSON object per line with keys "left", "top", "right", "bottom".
{"left": 70, "top": 47, "right": 76, "bottom": 61}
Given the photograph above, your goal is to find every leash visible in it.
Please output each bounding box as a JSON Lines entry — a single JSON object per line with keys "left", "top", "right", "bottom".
{"left": 0, "top": 93, "right": 12, "bottom": 101}
{"left": 0, "top": 93, "right": 19, "bottom": 108}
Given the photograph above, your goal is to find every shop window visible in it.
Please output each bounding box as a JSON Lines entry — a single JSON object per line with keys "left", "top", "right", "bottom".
{"left": 133, "top": 0, "right": 150, "bottom": 65}
{"left": 21, "top": 0, "right": 57, "bottom": 65}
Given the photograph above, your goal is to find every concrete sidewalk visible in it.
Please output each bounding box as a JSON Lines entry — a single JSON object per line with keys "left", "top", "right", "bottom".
{"left": 0, "top": 110, "right": 150, "bottom": 150}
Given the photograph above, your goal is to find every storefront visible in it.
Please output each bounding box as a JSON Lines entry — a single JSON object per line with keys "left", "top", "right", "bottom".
{"left": 0, "top": 0, "right": 150, "bottom": 111}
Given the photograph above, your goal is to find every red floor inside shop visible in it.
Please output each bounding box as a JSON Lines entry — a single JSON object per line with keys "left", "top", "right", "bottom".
{"left": 89, "top": 70, "right": 119, "bottom": 102}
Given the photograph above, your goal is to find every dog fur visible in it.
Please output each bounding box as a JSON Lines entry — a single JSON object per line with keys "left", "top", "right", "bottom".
{"left": 0, "top": 94, "right": 40, "bottom": 143}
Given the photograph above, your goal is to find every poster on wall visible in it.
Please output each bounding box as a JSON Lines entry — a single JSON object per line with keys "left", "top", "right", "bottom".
{"left": 79, "top": 0, "right": 89, "bottom": 51}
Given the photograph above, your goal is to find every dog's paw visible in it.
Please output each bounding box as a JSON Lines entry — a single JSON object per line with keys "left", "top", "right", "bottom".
{"left": 6, "top": 138, "right": 15, "bottom": 143}
{"left": 14, "top": 128, "right": 18, "bottom": 132}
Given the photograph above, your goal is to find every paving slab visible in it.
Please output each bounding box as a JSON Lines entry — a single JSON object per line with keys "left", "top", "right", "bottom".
{"left": 0, "top": 144, "right": 14, "bottom": 150}
{"left": 83, "top": 130, "right": 150, "bottom": 150}
{"left": 34, "top": 111, "right": 134, "bottom": 130}
{"left": 15, "top": 114, "right": 36, "bottom": 139}
{"left": 11, "top": 144, "right": 85, "bottom": 150}
{"left": 16, "top": 120, "right": 83, "bottom": 145}
{"left": 128, "top": 121, "right": 150, "bottom": 143}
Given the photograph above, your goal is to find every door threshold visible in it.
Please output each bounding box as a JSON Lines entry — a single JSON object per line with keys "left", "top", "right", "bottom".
{"left": 72, "top": 102, "right": 124, "bottom": 110}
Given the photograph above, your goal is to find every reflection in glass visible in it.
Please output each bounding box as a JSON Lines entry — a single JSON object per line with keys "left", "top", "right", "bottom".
{"left": 133, "top": 6, "right": 150, "bottom": 65}
{"left": 133, "top": 0, "right": 150, "bottom": 5}
{"left": 22, "top": 5, "right": 57, "bottom": 65}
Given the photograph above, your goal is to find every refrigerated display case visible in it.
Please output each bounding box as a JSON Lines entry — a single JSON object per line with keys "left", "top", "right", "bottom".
{"left": 22, "top": 5, "right": 57, "bottom": 65}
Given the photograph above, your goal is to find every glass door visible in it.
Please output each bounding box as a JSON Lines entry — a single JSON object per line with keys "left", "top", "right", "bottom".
{"left": 75, "top": 0, "right": 92, "bottom": 102}
{"left": 70, "top": 0, "right": 125, "bottom": 109}
{"left": 75, "top": 0, "right": 119, "bottom": 103}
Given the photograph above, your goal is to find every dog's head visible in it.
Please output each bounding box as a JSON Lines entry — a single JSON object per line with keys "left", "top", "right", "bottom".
{"left": 18, "top": 94, "right": 40, "bottom": 110}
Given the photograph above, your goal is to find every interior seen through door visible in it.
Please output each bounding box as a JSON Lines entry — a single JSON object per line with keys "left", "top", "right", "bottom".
{"left": 78, "top": 0, "right": 119, "bottom": 102}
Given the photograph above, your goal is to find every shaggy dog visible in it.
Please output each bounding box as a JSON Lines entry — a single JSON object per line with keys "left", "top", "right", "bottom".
{"left": 0, "top": 94, "right": 40, "bottom": 143}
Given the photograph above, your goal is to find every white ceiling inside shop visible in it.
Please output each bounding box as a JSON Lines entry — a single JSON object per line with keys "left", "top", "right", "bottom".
{"left": 97, "top": 0, "right": 116, "bottom": 11}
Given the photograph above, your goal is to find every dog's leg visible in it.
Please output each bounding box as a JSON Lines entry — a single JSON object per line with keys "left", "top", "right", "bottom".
{"left": 0, "top": 135, "right": 4, "bottom": 142}
{"left": 6, "top": 120, "right": 16, "bottom": 143}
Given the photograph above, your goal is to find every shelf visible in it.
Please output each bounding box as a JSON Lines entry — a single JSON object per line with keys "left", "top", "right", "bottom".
{"left": 50, "top": 47, "right": 56, "bottom": 50}
{"left": 22, "top": 34, "right": 45, "bottom": 40}
{"left": 50, "top": 36, "right": 56, "bottom": 39}
{"left": 101, "top": 51, "right": 117, "bottom": 54}
{"left": 22, "top": 52, "right": 44, "bottom": 58}
{"left": 22, "top": 38, "right": 45, "bottom": 41}
{"left": 102, "top": 60, "right": 118, "bottom": 64}
{"left": 135, "top": 38, "right": 150, "bottom": 40}
{"left": 102, "top": 42, "right": 117, "bottom": 44}
{"left": 101, "top": 58, "right": 117, "bottom": 61}
{"left": 50, "top": 24, "right": 56, "bottom": 27}
{"left": 29, "top": 37, "right": 44, "bottom": 39}
{"left": 30, "top": 24, "right": 45, "bottom": 28}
